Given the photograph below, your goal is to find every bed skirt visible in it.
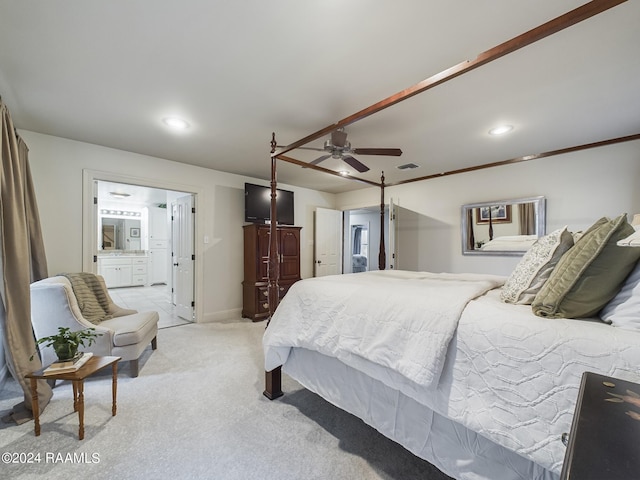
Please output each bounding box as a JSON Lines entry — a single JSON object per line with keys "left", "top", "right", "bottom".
{"left": 283, "top": 347, "right": 558, "bottom": 480}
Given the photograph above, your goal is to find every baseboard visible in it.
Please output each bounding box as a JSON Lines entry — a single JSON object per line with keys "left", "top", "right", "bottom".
{"left": 201, "top": 308, "right": 243, "bottom": 323}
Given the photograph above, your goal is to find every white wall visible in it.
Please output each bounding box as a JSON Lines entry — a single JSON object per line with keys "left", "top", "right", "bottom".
{"left": 22, "top": 131, "right": 335, "bottom": 322}
{"left": 336, "top": 140, "right": 640, "bottom": 276}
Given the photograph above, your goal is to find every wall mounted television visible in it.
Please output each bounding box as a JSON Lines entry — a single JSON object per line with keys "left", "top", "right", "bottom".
{"left": 244, "top": 183, "right": 294, "bottom": 225}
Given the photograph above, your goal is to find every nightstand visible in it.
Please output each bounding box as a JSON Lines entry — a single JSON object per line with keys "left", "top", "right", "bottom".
{"left": 561, "top": 371, "right": 640, "bottom": 479}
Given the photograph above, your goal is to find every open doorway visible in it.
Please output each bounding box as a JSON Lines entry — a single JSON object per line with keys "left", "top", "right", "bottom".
{"left": 82, "top": 170, "right": 202, "bottom": 324}
{"left": 342, "top": 206, "right": 390, "bottom": 273}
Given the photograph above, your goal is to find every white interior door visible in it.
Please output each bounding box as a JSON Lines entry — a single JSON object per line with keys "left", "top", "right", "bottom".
{"left": 91, "top": 180, "right": 99, "bottom": 273}
{"left": 314, "top": 207, "right": 342, "bottom": 276}
{"left": 172, "top": 195, "right": 195, "bottom": 321}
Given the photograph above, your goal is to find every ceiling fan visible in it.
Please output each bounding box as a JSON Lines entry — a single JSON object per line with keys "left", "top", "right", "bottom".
{"left": 289, "top": 128, "right": 402, "bottom": 173}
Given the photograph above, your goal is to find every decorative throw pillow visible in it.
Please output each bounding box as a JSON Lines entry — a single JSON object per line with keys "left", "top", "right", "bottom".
{"left": 532, "top": 214, "right": 640, "bottom": 318}
{"left": 599, "top": 260, "right": 640, "bottom": 330}
{"left": 500, "top": 227, "right": 574, "bottom": 304}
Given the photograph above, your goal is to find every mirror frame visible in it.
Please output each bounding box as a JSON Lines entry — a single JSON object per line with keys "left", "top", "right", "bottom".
{"left": 461, "top": 196, "right": 546, "bottom": 256}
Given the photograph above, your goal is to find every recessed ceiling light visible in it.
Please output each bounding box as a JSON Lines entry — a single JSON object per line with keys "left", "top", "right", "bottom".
{"left": 109, "top": 192, "right": 130, "bottom": 199}
{"left": 488, "top": 125, "right": 514, "bottom": 136}
{"left": 162, "top": 117, "right": 190, "bottom": 130}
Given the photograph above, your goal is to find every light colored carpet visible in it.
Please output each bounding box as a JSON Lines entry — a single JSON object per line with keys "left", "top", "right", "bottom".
{"left": 0, "top": 319, "right": 451, "bottom": 480}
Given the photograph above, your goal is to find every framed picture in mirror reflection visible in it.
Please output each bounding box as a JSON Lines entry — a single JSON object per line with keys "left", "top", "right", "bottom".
{"left": 476, "top": 204, "right": 511, "bottom": 224}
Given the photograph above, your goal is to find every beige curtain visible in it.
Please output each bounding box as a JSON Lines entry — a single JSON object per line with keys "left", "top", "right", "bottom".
{"left": 518, "top": 203, "right": 536, "bottom": 235}
{"left": 0, "top": 99, "right": 52, "bottom": 423}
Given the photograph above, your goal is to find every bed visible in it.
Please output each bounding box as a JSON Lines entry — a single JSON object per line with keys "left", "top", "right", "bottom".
{"left": 261, "top": 3, "right": 640, "bottom": 479}
{"left": 264, "top": 249, "right": 640, "bottom": 479}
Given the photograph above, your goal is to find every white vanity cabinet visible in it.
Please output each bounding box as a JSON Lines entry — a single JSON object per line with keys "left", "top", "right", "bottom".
{"left": 148, "top": 206, "right": 169, "bottom": 285}
{"left": 98, "top": 256, "right": 148, "bottom": 288}
{"left": 148, "top": 240, "right": 168, "bottom": 285}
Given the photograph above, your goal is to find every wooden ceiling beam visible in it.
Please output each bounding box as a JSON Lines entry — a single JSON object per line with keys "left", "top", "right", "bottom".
{"left": 390, "top": 133, "right": 640, "bottom": 186}
{"left": 273, "top": 0, "right": 627, "bottom": 159}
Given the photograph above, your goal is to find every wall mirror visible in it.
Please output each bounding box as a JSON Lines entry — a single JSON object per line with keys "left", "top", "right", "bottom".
{"left": 461, "top": 196, "right": 546, "bottom": 256}
{"left": 100, "top": 217, "right": 142, "bottom": 251}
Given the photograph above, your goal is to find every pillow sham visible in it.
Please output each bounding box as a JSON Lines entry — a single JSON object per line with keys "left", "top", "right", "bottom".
{"left": 532, "top": 214, "right": 640, "bottom": 318}
{"left": 599, "top": 260, "right": 640, "bottom": 329}
{"left": 500, "top": 227, "right": 574, "bottom": 305}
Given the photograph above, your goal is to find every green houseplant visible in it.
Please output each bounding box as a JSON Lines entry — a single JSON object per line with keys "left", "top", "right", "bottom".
{"left": 30, "top": 327, "right": 102, "bottom": 362}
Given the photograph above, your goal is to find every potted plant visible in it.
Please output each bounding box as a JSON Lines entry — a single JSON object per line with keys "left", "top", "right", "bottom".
{"left": 30, "top": 327, "right": 102, "bottom": 362}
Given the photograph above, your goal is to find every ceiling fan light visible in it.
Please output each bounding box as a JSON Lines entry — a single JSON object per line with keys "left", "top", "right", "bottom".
{"left": 488, "top": 124, "right": 513, "bottom": 136}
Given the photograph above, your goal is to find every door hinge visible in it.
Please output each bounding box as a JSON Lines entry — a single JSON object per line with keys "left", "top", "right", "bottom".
{"left": 93, "top": 255, "right": 97, "bottom": 262}
{"left": 191, "top": 301, "right": 195, "bottom": 307}
{"left": 191, "top": 254, "right": 195, "bottom": 261}
{"left": 192, "top": 207, "right": 196, "bottom": 214}
{"left": 93, "top": 196, "right": 98, "bottom": 205}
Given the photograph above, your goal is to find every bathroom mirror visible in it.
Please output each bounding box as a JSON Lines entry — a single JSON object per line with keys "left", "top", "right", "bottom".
{"left": 100, "top": 217, "right": 142, "bottom": 250}
{"left": 461, "top": 196, "right": 546, "bottom": 256}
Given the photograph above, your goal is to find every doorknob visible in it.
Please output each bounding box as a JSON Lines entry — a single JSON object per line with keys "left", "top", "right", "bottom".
{"left": 316, "top": 260, "right": 322, "bottom": 264}
{"left": 173, "top": 263, "right": 179, "bottom": 266}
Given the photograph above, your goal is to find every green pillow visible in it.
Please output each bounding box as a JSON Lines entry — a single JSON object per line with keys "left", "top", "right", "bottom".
{"left": 532, "top": 214, "right": 640, "bottom": 318}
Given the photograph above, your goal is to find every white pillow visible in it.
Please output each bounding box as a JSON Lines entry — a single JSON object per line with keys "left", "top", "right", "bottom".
{"left": 600, "top": 260, "right": 640, "bottom": 329}
{"left": 500, "top": 227, "right": 574, "bottom": 305}
{"left": 617, "top": 225, "right": 640, "bottom": 246}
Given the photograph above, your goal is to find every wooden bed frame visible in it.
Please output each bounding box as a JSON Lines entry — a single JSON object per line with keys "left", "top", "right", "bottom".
{"left": 263, "top": 0, "right": 637, "bottom": 400}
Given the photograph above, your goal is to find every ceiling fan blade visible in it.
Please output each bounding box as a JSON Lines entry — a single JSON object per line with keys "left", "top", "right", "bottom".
{"left": 310, "top": 154, "right": 332, "bottom": 165}
{"left": 352, "top": 148, "right": 403, "bottom": 156}
{"left": 342, "top": 155, "right": 369, "bottom": 173}
{"left": 331, "top": 129, "right": 348, "bottom": 147}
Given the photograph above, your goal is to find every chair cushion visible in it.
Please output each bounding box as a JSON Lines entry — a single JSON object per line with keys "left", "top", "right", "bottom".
{"left": 99, "top": 311, "right": 159, "bottom": 347}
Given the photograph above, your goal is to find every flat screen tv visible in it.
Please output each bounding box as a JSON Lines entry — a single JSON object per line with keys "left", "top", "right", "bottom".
{"left": 244, "top": 183, "right": 294, "bottom": 225}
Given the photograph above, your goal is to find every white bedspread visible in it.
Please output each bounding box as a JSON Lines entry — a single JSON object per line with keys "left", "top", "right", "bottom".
{"left": 263, "top": 270, "right": 640, "bottom": 476}
{"left": 264, "top": 270, "right": 504, "bottom": 389}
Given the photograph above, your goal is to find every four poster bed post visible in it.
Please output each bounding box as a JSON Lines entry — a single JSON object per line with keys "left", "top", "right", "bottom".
{"left": 263, "top": 133, "right": 388, "bottom": 400}
{"left": 264, "top": 133, "right": 282, "bottom": 399}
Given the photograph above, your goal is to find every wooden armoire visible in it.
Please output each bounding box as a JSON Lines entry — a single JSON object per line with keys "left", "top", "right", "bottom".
{"left": 242, "top": 224, "right": 301, "bottom": 321}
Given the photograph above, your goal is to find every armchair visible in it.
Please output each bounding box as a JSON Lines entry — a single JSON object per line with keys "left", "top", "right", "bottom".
{"left": 30, "top": 274, "right": 159, "bottom": 377}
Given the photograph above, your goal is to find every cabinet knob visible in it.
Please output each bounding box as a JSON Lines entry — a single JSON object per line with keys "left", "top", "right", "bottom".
{"left": 262, "top": 303, "right": 269, "bottom": 309}
{"left": 279, "top": 287, "right": 284, "bottom": 291}
{"left": 263, "top": 290, "right": 268, "bottom": 297}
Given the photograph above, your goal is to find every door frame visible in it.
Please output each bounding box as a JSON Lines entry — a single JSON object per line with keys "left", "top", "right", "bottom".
{"left": 82, "top": 169, "right": 204, "bottom": 322}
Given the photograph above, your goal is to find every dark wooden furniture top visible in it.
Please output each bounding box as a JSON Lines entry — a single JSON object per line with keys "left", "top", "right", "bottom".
{"left": 561, "top": 371, "right": 640, "bottom": 479}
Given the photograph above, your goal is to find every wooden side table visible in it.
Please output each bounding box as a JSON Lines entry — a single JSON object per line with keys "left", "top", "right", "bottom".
{"left": 560, "top": 371, "right": 640, "bottom": 479}
{"left": 25, "top": 355, "right": 121, "bottom": 440}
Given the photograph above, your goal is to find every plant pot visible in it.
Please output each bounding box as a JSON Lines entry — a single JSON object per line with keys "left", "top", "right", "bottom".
{"left": 53, "top": 342, "right": 78, "bottom": 361}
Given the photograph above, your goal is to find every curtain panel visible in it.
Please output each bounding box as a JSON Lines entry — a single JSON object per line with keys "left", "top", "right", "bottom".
{"left": 0, "top": 99, "right": 52, "bottom": 422}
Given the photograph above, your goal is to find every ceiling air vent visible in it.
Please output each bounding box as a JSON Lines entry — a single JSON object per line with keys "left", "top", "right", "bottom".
{"left": 397, "top": 163, "right": 419, "bottom": 170}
